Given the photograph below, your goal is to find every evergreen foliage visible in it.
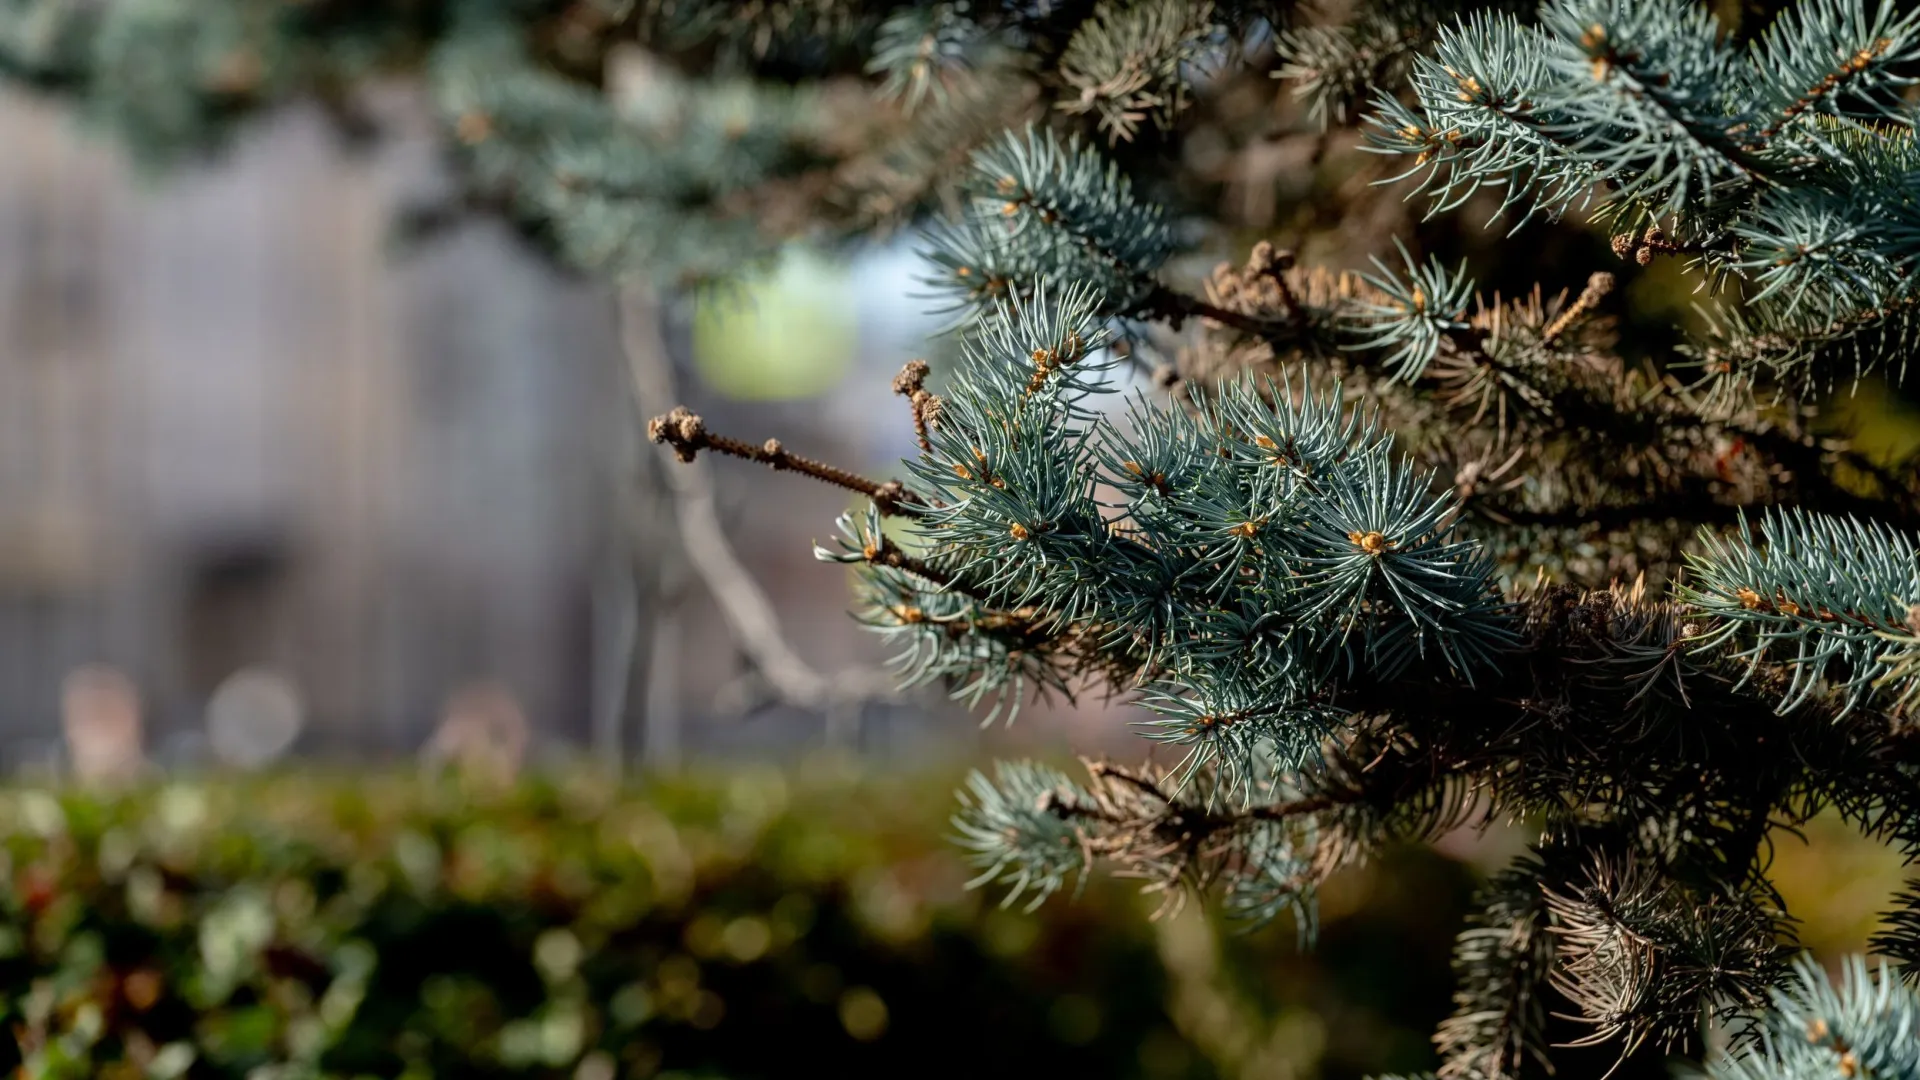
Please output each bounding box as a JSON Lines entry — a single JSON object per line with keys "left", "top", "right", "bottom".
{"left": 1369, "top": 0, "right": 1920, "bottom": 392}
{"left": 15, "top": 0, "right": 1920, "bottom": 1077}
{"left": 1705, "top": 958, "right": 1920, "bottom": 1080}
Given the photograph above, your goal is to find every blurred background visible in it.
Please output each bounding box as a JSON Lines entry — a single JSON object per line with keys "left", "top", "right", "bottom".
{"left": 0, "top": 82, "right": 1052, "bottom": 769}
{"left": 0, "top": 61, "right": 1913, "bottom": 1080}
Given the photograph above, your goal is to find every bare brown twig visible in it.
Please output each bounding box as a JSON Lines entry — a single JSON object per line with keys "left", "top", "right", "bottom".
{"left": 892, "top": 359, "right": 941, "bottom": 455}
{"left": 620, "top": 287, "right": 899, "bottom": 724}
{"left": 1147, "top": 283, "right": 1299, "bottom": 338}
{"left": 1541, "top": 271, "right": 1615, "bottom": 345}
{"left": 647, "top": 405, "right": 922, "bottom": 515}
{"left": 860, "top": 532, "right": 987, "bottom": 599}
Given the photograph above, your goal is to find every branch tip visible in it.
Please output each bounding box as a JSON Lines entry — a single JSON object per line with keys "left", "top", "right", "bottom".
{"left": 893, "top": 360, "right": 941, "bottom": 454}
{"left": 648, "top": 405, "right": 926, "bottom": 513}
{"left": 892, "top": 359, "right": 931, "bottom": 396}
{"left": 647, "top": 405, "right": 707, "bottom": 463}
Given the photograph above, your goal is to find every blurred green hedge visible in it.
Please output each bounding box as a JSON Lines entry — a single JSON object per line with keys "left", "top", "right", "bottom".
{"left": 0, "top": 765, "right": 1474, "bottom": 1080}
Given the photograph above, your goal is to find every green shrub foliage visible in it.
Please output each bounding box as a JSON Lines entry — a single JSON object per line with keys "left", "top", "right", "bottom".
{"left": 12, "top": 0, "right": 1920, "bottom": 1077}
{"left": 0, "top": 774, "right": 1213, "bottom": 1079}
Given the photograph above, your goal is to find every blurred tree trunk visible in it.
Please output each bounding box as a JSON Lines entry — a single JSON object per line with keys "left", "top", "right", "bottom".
{"left": 597, "top": 288, "right": 683, "bottom": 772}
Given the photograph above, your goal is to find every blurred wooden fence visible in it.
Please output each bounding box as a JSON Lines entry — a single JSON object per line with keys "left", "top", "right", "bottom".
{"left": 0, "top": 89, "right": 636, "bottom": 761}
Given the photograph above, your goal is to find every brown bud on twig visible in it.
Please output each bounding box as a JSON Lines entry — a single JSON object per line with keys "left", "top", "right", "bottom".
{"left": 892, "top": 359, "right": 931, "bottom": 397}
{"left": 647, "top": 406, "right": 707, "bottom": 462}
{"left": 873, "top": 480, "right": 910, "bottom": 517}
{"left": 1248, "top": 240, "right": 1296, "bottom": 277}
{"left": 895, "top": 360, "right": 941, "bottom": 453}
